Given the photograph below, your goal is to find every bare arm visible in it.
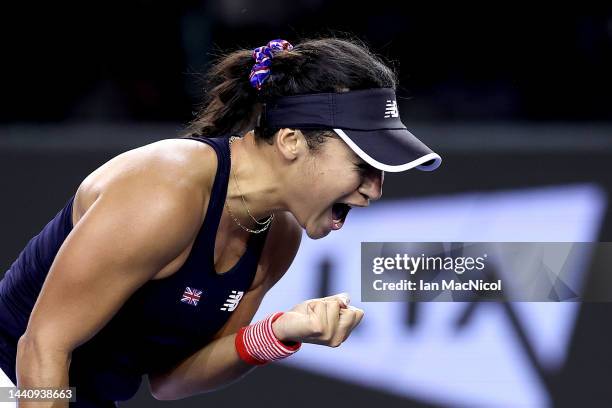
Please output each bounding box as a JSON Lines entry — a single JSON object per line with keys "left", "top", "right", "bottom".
{"left": 16, "top": 177, "right": 204, "bottom": 407}
{"left": 148, "top": 211, "right": 303, "bottom": 400}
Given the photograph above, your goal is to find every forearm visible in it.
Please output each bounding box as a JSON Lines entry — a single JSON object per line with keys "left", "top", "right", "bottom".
{"left": 15, "top": 336, "right": 71, "bottom": 408}
{"left": 150, "top": 333, "right": 256, "bottom": 400}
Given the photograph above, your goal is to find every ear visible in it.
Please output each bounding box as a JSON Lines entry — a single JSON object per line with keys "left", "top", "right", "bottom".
{"left": 275, "top": 128, "right": 306, "bottom": 161}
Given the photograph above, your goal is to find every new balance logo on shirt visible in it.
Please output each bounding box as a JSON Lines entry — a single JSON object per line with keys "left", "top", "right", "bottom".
{"left": 220, "top": 290, "right": 244, "bottom": 312}
{"left": 384, "top": 100, "right": 399, "bottom": 118}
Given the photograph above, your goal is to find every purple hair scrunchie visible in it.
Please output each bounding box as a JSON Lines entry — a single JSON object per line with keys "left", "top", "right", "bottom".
{"left": 249, "top": 39, "right": 294, "bottom": 91}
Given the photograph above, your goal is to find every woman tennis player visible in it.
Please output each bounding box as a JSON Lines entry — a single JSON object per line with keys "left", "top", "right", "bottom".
{"left": 0, "top": 37, "right": 441, "bottom": 407}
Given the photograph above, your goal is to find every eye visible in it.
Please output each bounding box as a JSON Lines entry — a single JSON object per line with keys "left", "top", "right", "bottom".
{"left": 355, "top": 162, "right": 371, "bottom": 175}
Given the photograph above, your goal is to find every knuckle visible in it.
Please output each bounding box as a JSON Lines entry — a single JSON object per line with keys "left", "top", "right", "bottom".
{"left": 319, "top": 330, "right": 333, "bottom": 342}
{"left": 309, "top": 322, "right": 323, "bottom": 337}
{"left": 329, "top": 339, "right": 342, "bottom": 348}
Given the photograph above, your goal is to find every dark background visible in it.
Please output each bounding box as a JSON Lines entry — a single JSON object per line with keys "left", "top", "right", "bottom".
{"left": 3, "top": 2, "right": 612, "bottom": 123}
{"left": 1, "top": 2, "right": 612, "bottom": 407}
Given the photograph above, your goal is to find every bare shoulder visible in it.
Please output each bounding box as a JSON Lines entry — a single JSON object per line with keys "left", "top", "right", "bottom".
{"left": 258, "top": 210, "right": 303, "bottom": 290}
{"left": 22, "top": 139, "right": 223, "bottom": 353}
{"left": 73, "top": 137, "right": 219, "bottom": 224}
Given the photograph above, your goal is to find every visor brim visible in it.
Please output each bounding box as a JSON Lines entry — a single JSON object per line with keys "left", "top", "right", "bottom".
{"left": 332, "top": 128, "right": 442, "bottom": 172}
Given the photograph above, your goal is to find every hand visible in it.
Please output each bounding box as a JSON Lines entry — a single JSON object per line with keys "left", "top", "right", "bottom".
{"left": 272, "top": 293, "right": 364, "bottom": 348}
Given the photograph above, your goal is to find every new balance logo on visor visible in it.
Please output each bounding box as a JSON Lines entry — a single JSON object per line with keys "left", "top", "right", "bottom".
{"left": 384, "top": 100, "right": 399, "bottom": 118}
{"left": 220, "top": 290, "right": 244, "bottom": 312}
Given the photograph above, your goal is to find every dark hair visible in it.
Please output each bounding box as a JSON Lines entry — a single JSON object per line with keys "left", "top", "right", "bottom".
{"left": 181, "top": 36, "right": 398, "bottom": 150}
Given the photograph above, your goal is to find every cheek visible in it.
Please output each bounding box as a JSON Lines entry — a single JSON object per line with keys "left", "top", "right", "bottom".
{"left": 320, "top": 177, "right": 361, "bottom": 201}
{"left": 302, "top": 159, "right": 361, "bottom": 200}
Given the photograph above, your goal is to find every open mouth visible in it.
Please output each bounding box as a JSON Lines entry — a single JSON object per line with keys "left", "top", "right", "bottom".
{"left": 331, "top": 202, "right": 351, "bottom": 230}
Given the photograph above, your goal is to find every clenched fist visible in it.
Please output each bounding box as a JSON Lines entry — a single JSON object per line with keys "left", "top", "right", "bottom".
{"left": 271, "top": 293, "right": 364, "bottom": 348}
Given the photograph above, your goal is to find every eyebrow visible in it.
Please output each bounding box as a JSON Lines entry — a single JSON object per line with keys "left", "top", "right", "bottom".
{"left": 354, "top": 158, "right": 377, "bottom": 173}
{"left": 358, "top": 155, "right": 373, "bottom": 166}
{"left": 351, "top": 153, "right": 367, "bottom": 165}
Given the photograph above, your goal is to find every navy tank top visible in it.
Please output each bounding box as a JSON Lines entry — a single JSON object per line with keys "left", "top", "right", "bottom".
{"left": 0, "top": 135, "right": 270, "bottom": 403}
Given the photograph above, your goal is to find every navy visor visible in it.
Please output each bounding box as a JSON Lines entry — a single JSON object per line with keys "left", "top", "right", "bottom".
{"left": 261, "top": 88, "right": 442, "bottom": 172}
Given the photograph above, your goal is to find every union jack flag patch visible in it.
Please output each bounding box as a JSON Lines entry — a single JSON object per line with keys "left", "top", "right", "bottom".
{"left": 181, "top": 286, "right": 202, "bottom": 306}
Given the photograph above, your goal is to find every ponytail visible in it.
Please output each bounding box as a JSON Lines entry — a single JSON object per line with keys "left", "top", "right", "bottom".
{"left": 182, "top": 35, "right": 398, "bottom": 147}
{"left": 182, "top": 50, "right": 259, "bottom": 138}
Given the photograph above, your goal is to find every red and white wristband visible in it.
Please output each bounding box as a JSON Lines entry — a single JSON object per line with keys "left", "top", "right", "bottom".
{"left": 235, "top": 312, "right": 302, "bottom": 365}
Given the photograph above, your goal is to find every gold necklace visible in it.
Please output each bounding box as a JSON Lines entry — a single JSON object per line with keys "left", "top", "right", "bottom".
{"left": 225, "top": 136, "right": 274, "bottom": 234}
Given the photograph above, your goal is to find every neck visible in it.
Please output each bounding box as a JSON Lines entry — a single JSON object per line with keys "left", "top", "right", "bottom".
{"left": 225, "top": 131, "right": 285, "bottom": 232}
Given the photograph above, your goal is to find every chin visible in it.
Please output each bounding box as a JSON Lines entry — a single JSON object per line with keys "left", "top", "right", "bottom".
{"left": 304, "top": 223, "right": 331, "bottom": 240}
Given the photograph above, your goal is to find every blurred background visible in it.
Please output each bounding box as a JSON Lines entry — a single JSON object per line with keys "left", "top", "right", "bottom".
{"left": 1, "top": 2, "right": 612, "bottom": 407}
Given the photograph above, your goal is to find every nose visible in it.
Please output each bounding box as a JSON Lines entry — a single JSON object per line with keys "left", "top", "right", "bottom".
{"left": 358, "top": 169, "right": 384, "bottom": 203}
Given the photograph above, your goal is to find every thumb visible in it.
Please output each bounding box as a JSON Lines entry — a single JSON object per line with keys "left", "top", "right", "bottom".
{"left": 323, "top": 292, "right": 350, "bottom": 308}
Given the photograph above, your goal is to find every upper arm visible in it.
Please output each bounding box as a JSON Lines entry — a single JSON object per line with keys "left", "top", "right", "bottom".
{"left": 210, "top": 211, "right": 302, "bottom": 339}
{"left": 22, "top": 177, "right": 205, "bottom": 354}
